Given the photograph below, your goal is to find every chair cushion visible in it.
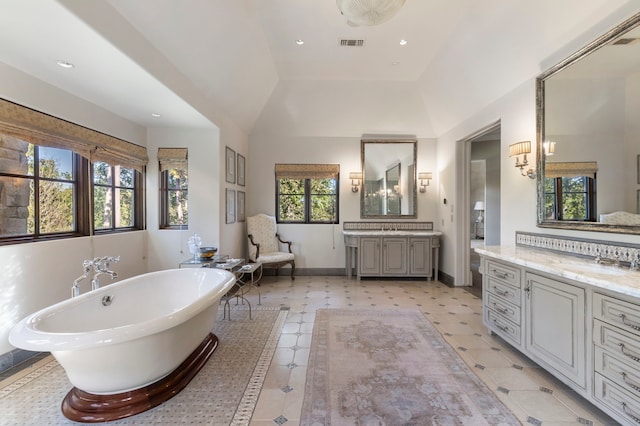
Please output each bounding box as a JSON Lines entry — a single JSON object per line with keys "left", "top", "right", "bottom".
{"left": 257, "top": 252, "right": 295, "bottom": 264}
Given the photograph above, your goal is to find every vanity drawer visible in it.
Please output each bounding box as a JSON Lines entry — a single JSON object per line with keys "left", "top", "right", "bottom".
{"left": 484, "top": 259, "right": 520, "bottom": 288}
{"left": 486, "top": 278, "right": 521, "bottom": 306}
{"left": 594, "top": 319, "right": 640, "bottom": 369}
{"left": 485, "top": 309, "right": 520, "bottom": 344}
{"left": 594, "top": 373, "right": 640, "bottom": 425}
{"left": 486, "top": 293, "right": 520, "bottom": 325}
{"left": 594, "top": 293, "right": 640, "bottom": 337}
{"left": 595, "top": 346, "right": 640, "bottom": 398}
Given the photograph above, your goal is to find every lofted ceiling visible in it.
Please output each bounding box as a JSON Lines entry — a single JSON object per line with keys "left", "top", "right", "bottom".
{"left": 0, "top": 0, "right": 638, "bottom": 136}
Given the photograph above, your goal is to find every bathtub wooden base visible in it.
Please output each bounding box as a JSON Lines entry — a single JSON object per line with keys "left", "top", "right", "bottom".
{"left": 61, "top": 332, "right": 218, "bottom": 423}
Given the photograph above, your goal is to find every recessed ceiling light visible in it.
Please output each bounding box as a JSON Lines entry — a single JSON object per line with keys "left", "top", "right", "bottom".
{"left": 399, "top": 39, "right": 408, "bottom": 46}
{"left": 56, "top": 60, "right": 74, "bottom": 69}
{"left": 295, "top": 39, "right": 304, "bottom": 45}
{"left": 151, "top": 113, "right": 161, "bottom": 118}
{"left": 391, "top": 61, "right": 400, "bottom": 66}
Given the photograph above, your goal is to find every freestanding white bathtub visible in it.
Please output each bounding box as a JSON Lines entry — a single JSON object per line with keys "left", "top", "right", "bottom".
{"left": 9, "top": 267, "right": 236, "bottom": 422}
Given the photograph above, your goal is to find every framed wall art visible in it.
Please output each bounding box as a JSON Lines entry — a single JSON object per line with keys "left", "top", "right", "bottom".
{"left": 237, "top": 154, "right": 246, "bottom": 186}
{"left": 225, "top": 146, "right": 236, "bottom": 184}
{"left": 226, "top": 188, "right": 236, "bottom": 224}
{"left": 237, "top": 191, "right": 246, "bottom": 222}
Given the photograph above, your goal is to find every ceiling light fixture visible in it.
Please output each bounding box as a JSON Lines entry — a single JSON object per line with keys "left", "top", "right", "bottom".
{"left": 151, "top": 113, "right": 161, "bottom": 118}
{"left": 56, "top": 60, "right": 74, "bottom": 69}
{"left": 295, "top": 39, "right": 304, "bottom": 45}
{"left": 336, "top": 0, "right": 406, "bottom": 27}
{"left": 399, "top": 39, "right": 408, "bottom": 46}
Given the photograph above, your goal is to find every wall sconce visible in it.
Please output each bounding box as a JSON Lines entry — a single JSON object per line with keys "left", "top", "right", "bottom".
{"left": 509, "top": 141, "right": 536, "bottom": 179}
{"left": 349, "top": 172, "right": 362, "bottom": 192}
{"left": 418, "top": 172, "right": 432, "bottom": 193}
{"left": 474, "top": 201, "right": 485, "bottom": 223}
{"left": 543, "top": 140, "right": 556, "bottom": 156}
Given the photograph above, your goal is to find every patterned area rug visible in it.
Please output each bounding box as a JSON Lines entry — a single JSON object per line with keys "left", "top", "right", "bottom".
{"left": 301, "top": 308, "right": 520, "bottom": 425}
{"left": 0, "top": 307, "right": 287, "bottom": 425}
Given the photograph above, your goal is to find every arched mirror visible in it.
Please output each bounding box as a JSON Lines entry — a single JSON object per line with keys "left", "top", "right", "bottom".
{"left": 536, "top": 12, "right": 640, "bottom": 235}
{"left": 361, "top": 139, "right": 417, "bottom": 219}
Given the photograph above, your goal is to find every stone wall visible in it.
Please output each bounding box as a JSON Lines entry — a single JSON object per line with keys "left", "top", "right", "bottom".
{"left": 0, "top": 135, "right": 30, "bottom": 235}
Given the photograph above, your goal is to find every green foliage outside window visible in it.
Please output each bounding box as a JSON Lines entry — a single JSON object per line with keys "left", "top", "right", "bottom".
{"left": 165, "top": 168, "right": 189, "bottom": 226}
{"left": 277, "top": 178, "right": 338, "bottom": 223}
{"left": 26, "top": 144, "right": 75, "bottom": 235}
{"left": 93, "top": 162, "right": 135, "bottom": 230}
{"left": 544, "top": 176, "right": 592, "bottom": 221}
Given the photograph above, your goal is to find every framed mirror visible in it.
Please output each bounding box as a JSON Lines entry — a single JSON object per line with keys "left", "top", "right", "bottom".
{"left": 536, "top": 12, "right": 640, "bottom": 235}
{"left": 361, "top": 139, "right": 417, "bottom": 219}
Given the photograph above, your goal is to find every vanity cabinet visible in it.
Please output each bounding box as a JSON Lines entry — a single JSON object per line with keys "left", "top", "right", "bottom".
{"left": 359, "top": 236, "right": 410, "bottom": 277}
{"left": 479, "top": 249, "right": 640, "bottom": 425}
{"left": 346, "top": 233, "right": 439, "bottom": 280}
{"left": 525, "top": 273, "right": 586, "bottom": 389}
{"left": 359, "top": 237, "right": 381, "bottom": 275}
{"left": 381, "top": 237, "right": 408, "bottom": 275}
{"left": 593, "top": 293, "right": 640, "bottom": 422}
{"left": 483, "top": 259, "right": 523, "bottom": 347}
{"left": 409, "top": 237, "right": 431, "bottom": 276}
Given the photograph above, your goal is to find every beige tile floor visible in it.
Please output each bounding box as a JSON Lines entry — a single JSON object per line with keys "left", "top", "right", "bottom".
{"left": 248, "top": 275, "right": 618, "bottom": 426}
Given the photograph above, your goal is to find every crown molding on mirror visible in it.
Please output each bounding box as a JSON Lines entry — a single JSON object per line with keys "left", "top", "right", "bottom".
{"left": 536, "top": 12, "right": 640, "bottom": 235}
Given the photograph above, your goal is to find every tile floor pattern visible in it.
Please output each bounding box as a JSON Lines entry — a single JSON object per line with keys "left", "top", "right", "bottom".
{"left": 1, "top": 276, "right": 619, "bottom": 425}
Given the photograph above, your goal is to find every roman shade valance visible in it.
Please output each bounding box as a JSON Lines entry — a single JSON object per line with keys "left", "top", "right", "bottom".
{"left": 0, "top": 98, "right": 148, "bottom": 171}
{"left": 158, "top": 148, "right": 188, "bottom": 172}
{"left": 275, "top": 163, "right": 340, "bottom": 179}
{"left": 545, "top": 161, "right": 598, "bottom": 179}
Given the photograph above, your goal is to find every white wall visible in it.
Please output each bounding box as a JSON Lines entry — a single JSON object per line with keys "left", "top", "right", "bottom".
{"left": 146, "top": 128, "right": 221, "bottom": 271}
{"left": 144, "top": 125, "right": 249, "bottom": 269}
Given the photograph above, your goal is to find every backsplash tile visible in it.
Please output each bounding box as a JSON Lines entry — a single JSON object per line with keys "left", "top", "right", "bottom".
{"left": 343, "top": 221, "right": 434, "bottom": 231}
{"left": 516, "top": 231, "right": 640, "bottom": 264}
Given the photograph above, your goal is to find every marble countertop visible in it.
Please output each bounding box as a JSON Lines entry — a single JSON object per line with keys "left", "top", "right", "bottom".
{"left": 476, "top": 245, "right": 640, "bottom": 298}
{"left": 343, "top": 230, "right": 443, "bottom": 237}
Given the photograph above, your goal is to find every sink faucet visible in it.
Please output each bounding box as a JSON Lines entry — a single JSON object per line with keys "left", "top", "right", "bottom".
{"left": 594, "top": 255, "right": 620, "bottom": 267}
{"left": 91, "top": 256, "right": 120, "bottom": 290}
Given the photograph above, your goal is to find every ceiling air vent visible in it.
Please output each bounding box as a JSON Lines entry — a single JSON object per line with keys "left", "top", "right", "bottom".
{"left": 339, "top": 38, "right": 365, "bottom": 47}
{"left": 611, "top": 37, "right": 640, "bottom": 46}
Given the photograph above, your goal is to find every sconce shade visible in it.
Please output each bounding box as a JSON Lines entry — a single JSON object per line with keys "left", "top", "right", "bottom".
{"left": 418, "top": 172, "right": 432, "bottom": 193}
{"left": 349, "top": 172, "right": 363, "bottom": 180}
{"left": 509, "top": 141, "right": 531, "bottom": 157}
{"left": 543, "top": 141, "right": 556, "bottom": 156}
{"left": 474, "top": 201, "right": 485, "bottom": 211}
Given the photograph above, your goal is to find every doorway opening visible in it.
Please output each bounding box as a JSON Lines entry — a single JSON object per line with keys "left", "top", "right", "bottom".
{"left": 455, "top": 121, "right": 501, "bottom": 296}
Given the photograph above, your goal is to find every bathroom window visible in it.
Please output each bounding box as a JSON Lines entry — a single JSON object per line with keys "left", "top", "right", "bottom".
{"left": 0, "top": 143, "right": 79, "bottom": 239}
{"left": 93, "top": 162, "right": 142, "bottom": 231}
{"left": 275, "top": 164, "right": 339, "bottom": 224}
{"left": 544, "top": 175, "right": 596, "bottom": 221}
{"left": 0, "top": 98, "right": 148, "bottom": 244}
{"left": 158, "top": 148, "right": 189, "bottom": 229}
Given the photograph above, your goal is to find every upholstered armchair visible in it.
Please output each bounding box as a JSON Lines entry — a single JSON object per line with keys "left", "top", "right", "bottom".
{"left": 247, "top": 214, "right": 295, "bottom": 280}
